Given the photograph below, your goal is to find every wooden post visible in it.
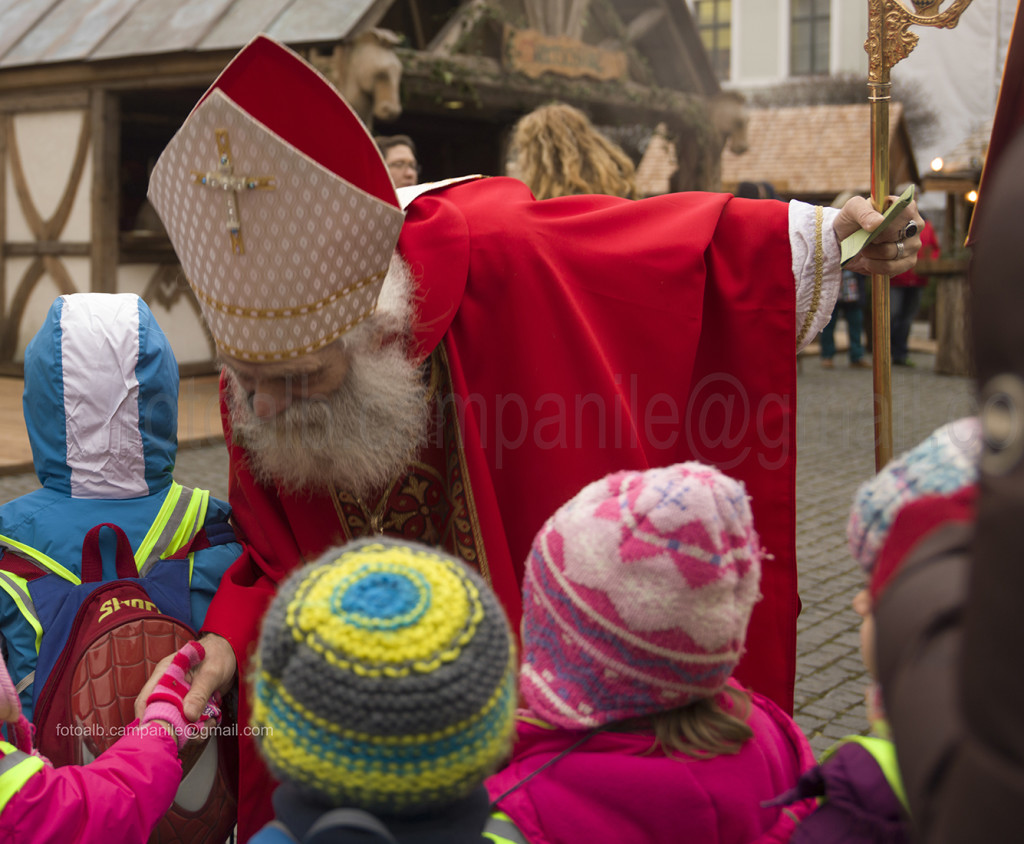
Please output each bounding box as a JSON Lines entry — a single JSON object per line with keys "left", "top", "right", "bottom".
{"left": 864, "top": 0, "right": 974, "bottom": 470}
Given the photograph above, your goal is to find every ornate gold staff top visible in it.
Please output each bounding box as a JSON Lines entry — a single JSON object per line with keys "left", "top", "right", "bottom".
{"left": 865, "top": 0, "right": 973, "bottom": 470}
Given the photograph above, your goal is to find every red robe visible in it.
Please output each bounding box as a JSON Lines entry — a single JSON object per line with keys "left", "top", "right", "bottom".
{"left": 204, "top": 178, "right": 798, "bottom": 840}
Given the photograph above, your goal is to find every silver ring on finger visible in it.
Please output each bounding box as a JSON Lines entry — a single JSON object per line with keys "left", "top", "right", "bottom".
{"left": 895, "top": 239, "right": 905, "bottom": 260}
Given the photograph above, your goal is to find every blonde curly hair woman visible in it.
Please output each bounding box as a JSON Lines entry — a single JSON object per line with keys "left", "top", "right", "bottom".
{"left": 508, "top": 102, "right": 638, "bottom": 200}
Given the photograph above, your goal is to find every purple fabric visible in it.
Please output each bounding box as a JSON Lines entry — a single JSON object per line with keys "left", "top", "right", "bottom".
{"left": 486, "top": 682, "right": 816, "bottom": 844}
{"left": 787, "top": 741, "right": 911, "bottom": 843}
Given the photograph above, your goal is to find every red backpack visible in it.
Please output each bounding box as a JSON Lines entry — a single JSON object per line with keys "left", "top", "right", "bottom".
{"left": 4, "top": 522, "right": 237, "bottom": 844}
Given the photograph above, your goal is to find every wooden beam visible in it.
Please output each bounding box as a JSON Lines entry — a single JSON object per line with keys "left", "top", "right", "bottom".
{"left": 91, "top": 89, "right": 119, "bottom": 294}
{"left": 399, "top": 51, "right": 700, "bottom": 123}
{"left": 408, "top": 0, "right": 427, "bottom": 50}
{"left": 565, "top": 0, "right": 591, "bottom": 40}
{"left": 3, "top": 243, "right": 91, "bottom": 257}
{"left": 624, "top": 8, "right": 667, "bottom": 43}
{"left": 0, "top": 52, "right": 236, "bottom": 96}
{"left": 0, "top": 90, "right": 90, "bottom": 113}
{"left": 428, "top": 0, "right": 492, "bottom": 54}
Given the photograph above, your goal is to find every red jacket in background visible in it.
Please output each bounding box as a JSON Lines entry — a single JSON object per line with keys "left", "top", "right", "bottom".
{"left": 891, "top": 220, "right": 940, "bottom": 288}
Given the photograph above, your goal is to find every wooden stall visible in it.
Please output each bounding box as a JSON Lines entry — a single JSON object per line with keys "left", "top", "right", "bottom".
{"left": 0, "top": 0, "right": 731, "bottom": 374}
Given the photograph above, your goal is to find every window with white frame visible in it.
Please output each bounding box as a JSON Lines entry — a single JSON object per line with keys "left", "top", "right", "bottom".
{"left": 694, "top": 0, "right": 731, "bottom": 80}
{"left": 790, "top": 0, "right": 830, "bottom": 76}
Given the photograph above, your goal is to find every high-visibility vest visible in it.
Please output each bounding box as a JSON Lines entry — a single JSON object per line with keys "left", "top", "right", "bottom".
{"left": 483, "top": 810, "right": 530, "bottom": 844}
{"left": 0, "top": 741, "right": 44, "bottom": 814}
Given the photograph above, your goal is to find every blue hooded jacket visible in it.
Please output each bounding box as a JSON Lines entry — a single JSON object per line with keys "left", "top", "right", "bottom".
{"left": 0, "top": 293, "right": 239, "bottom": 715}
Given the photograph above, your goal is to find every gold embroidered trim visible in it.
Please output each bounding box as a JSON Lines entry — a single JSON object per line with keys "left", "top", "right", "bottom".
{"left": 187, "top": 269, "right": 386, "bottom": 319}
{"left": 436, "top": 343, "right": 492, "bottom": 586}
{"left": 214, "top": 308, "right": 375, "bottom": 362}
{"left": 795, "top": 205, "right": 825, "bottom": 350}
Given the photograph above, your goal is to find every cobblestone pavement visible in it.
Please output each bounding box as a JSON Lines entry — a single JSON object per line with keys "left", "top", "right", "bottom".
{"left": 0, "top": 347, "right": 974, "bottom": 758}
{"left": 792, "top": 349, "right": 973, "bottom": 754}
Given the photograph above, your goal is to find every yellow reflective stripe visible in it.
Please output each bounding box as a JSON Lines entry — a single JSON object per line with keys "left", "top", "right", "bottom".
{"left": 187, "top": 490, "right": 210, "bottom": 583}
{"left": 0, "top": 744, "right": 44, "bottom": 811}
{"left": 137, "top": 485, "right": 209, "bottom": 582}
{"left": 134, "top": 482, "right": 183, "bottom": 568}
{"left": 167, "top": 487, "right": 208, "bottom": 584}
{"left": 483, "top": 811, "right": 529, "bottom": 844}
{"left": 165, "top": 487, "right": 208, "bottom": 558}
{"left": 825, "top": 735, "right": 909, "bottom": 814}
{"left": 0, "top": 571, "right": 44, "bottom": 654}
{"left": 0, "top": 533, "right": 79, "bottom": 584}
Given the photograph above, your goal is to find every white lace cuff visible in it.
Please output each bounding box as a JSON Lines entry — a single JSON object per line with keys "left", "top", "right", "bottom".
{"left": 790, "top": 200, "right": 841, "bottom": 351}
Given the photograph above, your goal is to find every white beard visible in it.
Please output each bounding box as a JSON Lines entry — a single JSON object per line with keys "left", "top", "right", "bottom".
{"left": 226, "top": 255, "right": 429, "bottom": 497}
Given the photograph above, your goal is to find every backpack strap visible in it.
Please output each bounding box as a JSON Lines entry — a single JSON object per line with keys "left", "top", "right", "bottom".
{"left": 0, "top": 534, "right": 80, "bottom": 585}
{"left": 81, "top": 524, "right": 138, "bottom": 582}
{"left": 483, "top": 810, "right": 530, "bottom": 844}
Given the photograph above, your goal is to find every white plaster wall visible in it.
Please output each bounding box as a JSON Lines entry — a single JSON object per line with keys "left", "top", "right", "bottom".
{"left": 7, "top": 110, "right": 91, "bottom": 241}
{"left": 732, "top": 0, "right": 783, "bottom": 83}
{"left": 7, "top": 255, "right": 90, "bottom": 360}
{"left": 118, "top": 264, "right": 216, "bottom": 367}
{"left": 832, "top": 3, "right": 869, "bottom": 75}
{"left": 728, "top": 0, "right": 869, "bottom": 87}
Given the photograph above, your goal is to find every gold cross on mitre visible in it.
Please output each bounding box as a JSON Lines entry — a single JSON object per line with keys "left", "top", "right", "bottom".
{"left": 191, "top": 129, "right": 275, "bottom": 255}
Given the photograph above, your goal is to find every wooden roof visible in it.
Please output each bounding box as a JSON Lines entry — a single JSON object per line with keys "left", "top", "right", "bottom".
{"left": 0, "top": 0, "right": 385, "bottom": 68}
{"left": 0, "top": 0, "right": 716, "bottom": 99}
{"left": 720, "top": 102, "right": 920, "bottom": 202}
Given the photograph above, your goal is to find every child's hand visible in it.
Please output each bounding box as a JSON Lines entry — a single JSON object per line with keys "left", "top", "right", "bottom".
{"left": 140, "top": 641, "right": 216, "bottom": 749}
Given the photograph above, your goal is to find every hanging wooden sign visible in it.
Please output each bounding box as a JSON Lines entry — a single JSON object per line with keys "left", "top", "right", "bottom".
{"left": 503, "top": 26, "right": 627, "bottom": 81}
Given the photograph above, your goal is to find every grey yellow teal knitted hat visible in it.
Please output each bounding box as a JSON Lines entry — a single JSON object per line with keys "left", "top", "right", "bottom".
{"left": 250, "top": 538, "right": 518, "bottom": 815}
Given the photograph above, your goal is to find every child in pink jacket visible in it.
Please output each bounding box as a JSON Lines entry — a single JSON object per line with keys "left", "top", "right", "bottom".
{"left": 0, "top": 641, "right": 216, "bottom": 843}
{"left": 486, "top": 462, "right": 817, "bottom": 843}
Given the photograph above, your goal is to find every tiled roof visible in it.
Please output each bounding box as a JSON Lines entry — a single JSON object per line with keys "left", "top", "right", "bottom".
{"left": 720, "top": 102, "right": 917, "bottom": 200}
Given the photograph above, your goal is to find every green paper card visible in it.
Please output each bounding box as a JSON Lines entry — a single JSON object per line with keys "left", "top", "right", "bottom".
{"left": 840, "top": 184, "right": 915, "bottom": 267}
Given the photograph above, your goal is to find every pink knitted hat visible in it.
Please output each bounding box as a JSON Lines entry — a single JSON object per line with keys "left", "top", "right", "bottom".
{"left": 520, "top": 462, "right": 763, "bottom": 729}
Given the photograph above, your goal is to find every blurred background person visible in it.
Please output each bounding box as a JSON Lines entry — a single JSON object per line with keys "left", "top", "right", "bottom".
{"left": 735, "top": 180, "right": 778, "bottom": 200}
{"left": 890, "top": 210, "right": 940, "bottom": 367}
{"left": 819, "top": 269, "right": 869, "bottom": 370}
{"left": 507, "top": 102, "right": 638, "bottom": 199}
{"left": 376, "top": 133, "right": 420, "bottom": 188}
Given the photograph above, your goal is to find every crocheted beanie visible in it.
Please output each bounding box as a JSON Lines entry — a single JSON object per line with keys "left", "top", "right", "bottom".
{"left": 250, "top": 538, "right": 518, "bottom": 814}
{"left": 520, "top": 462, "right": 763, "bottom": 729}
{"left": 847, "top": 416, "right": 981, "bottom": 580}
